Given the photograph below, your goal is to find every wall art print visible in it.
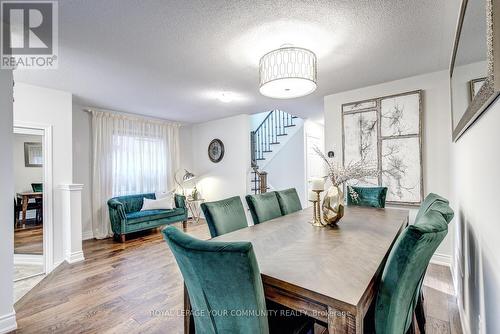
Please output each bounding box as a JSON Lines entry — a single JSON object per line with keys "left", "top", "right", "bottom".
{"left": 342, "top": 90, "right": 423, "bottom": 205}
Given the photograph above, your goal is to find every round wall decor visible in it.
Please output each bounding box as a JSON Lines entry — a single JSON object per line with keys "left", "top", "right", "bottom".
{"left": 208, "top": 139, "right": 224, "bottom": 163}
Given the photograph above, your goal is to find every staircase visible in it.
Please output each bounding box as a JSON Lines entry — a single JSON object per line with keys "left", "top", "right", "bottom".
{"left": 250, "top": 109, "right": 299, "bottom": 194}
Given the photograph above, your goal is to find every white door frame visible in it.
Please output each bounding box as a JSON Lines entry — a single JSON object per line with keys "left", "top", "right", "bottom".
{"left": 13, "top": 122, "right": 54, "bottom": 274}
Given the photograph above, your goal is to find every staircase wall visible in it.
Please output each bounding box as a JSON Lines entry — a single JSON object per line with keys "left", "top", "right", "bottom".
{"left": 264, "top": 125, "right": 307, "bottom": 208}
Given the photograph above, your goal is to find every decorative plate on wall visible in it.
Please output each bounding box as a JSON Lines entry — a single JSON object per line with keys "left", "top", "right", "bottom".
{"left": 208, "top": 139, "right": 224, "bottom": 163}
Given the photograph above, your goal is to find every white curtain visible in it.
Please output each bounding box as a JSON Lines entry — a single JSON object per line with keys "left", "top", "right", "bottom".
{"left": 91, "top": 110, "right": 180, "bottom": 239}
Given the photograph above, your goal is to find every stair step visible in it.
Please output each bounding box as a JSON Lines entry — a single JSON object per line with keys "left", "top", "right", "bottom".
{"left": 262, "top": 150, "right": 272, "bottom": 153}
{"left": 256, "top": 158, "right": 265, "bottom": 161}
{"left": 292, "top": 116, "right": 298, "bottom": 118}
{"left": 284, "top": 124, "right": 296, "bottom": 128}
{"left": 269, "top": 142, "right": 280, "bottom": 145}
{"left": 277, "top": 134, "right": 287, "bottom": 136}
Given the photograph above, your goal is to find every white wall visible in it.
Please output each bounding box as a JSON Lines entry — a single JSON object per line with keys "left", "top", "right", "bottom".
{"left": 0, "top": 69, "right": 17, "bottom": 332}
{"left": 451, "top": 100, "right": 500, "bottom": 334}
{"left": 450, "top": 58, "right": 500, "bottom": 333}
{"left": 72, "top": 106, "right": 93, "bottom": 239}
{"left": 187, "top": 114, "right": 250, "bottom": 203}
{"left": 13, "top": 134, "right": 43, "bottom": 194}
{"left": 14, "top": 83, "right": 73, "bottom": 266}
{"left": 324, "top": 70, "right": 453, "bottom": 259}
{"left": 264, "top": 125, "right": 307, "bottom": 207}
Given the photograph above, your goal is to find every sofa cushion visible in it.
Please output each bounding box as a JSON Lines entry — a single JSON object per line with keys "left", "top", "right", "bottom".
{"left": 126, "top": 208, "right": 185, "bottom": 225}
{"left": 141, "top": 196, "right": 174, "bottom": 211}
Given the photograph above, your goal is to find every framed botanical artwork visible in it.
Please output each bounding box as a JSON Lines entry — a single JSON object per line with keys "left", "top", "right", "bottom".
{"left": 24, "top": 142, "right": 43, "bottom": 167}
{"left": 342, "top": 90, "right": 423, "bottom": 205}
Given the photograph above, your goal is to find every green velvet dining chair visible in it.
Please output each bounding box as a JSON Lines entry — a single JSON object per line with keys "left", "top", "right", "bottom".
{"left": 31, "top": 183, "right": 43, "bottom": 192}
{"left": 201, "top": 196, "right": 248, "bottom": 238}
{"left": 245, "top": 192, "right": 283, "bottom": 225}
{"left": 412, "top": 194, "right": 454, "bottom": 333}
{"left": 162, "top": 226, "right": 314, "bottom": 334}
{"left": 374, "top": 209, "right": 449, "bottom": 334}
{"left": 414, "top": 192, "right": 449, "bottom": 223}
{"left": 346, "top": 186, "right": 388, "bottom": 208}
{"left": 276, "top": 188, "right": 302, "bottom": 215}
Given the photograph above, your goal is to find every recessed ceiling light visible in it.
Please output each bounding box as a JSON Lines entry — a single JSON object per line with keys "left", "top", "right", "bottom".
{"left": 218, "top": 92, "right": 234, "bottom": 103}
{"left": 202, "top": 90, "right": 249, "bottom": 104}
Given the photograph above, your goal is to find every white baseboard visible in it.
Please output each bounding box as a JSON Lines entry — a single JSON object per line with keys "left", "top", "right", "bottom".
{"left": 430, "top": 252, "right": 452, "bottom": 267}
{"left": 82, "top": 230, "right": 94, "bottom": 240}
{"left": 66, "top": 251, "right": 85, "bottom": 264}
{"left": 0, "top": 311, "right": 17, "bottom": 334}
{"left": 13, "top": 254, "right": 43, "bottom": 266}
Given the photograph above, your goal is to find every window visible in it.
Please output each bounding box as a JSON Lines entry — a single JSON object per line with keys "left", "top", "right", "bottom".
{"left": 112, "top": 133, "right": 168, "bottom": 196}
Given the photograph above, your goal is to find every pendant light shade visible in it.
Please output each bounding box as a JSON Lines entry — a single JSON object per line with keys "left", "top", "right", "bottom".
{"left": 259, "top": 46, "right": 317, "bottom": 99}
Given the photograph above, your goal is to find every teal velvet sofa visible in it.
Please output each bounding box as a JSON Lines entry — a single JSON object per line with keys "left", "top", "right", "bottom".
{"left": 108, "top": 193, "right": 187, "bottom": 242}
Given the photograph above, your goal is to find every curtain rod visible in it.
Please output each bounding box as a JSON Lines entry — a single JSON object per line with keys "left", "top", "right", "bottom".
{"left": 83, "top": 108, "right": 185, "bottom": 127}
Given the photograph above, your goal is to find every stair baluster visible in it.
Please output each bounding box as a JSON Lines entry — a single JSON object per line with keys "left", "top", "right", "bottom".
{"left": 250, "top": 109, "right": 298, "bottom": 194}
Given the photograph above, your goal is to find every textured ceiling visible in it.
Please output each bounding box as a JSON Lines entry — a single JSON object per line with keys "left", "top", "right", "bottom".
{"left": 14, "top": 0, "right": 461, "bottom": 123}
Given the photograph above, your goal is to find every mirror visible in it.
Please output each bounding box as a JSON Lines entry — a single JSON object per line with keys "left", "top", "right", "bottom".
{"left": 450, "top": 0, "right": 500, "bottom": 141}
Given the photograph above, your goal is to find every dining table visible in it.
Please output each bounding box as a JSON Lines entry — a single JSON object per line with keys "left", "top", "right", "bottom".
{"left": 16, "top": 191, "right": 43, "bottom": 224}
{"left": 183, "top": 205, "right": 409, "bottom": 334}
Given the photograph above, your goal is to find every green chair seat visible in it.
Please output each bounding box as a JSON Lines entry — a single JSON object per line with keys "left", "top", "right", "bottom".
{"left": 162, "top": 227, "right": 313, "bottom": 334}
{"left": 375, "top": 209, "right": 449, "bottom": 334}
{"left": 276, "top": 188, "right": 302, "bottom": 215}
{"left": 126, "top": 208, "right": 185, "bottom": 225}
{"left": 346, "top": 186, "right": 388, "bottom": 208}
{"left": 245, "top": 192, "right": 283, "bottom": 224}
{"left": 201, "top": 196, "right": 248, "bottom": 238}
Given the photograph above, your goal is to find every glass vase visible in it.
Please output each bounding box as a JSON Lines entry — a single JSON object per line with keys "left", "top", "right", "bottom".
{"left": 322, "top": 185, "right": 345, "bottom": 225}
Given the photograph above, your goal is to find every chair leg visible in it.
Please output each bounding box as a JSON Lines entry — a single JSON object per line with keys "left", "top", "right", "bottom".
{"left": 120, "top": 234, "right": 126, "bottom": 243}
{"left": 406, "top": 314, "right": 417, "bottom": 334}
{"left": 415, "top": 290, "right": 426, "bottom": 334}
{"left": 182, "top": 220, "right": 187, "bottom": 231}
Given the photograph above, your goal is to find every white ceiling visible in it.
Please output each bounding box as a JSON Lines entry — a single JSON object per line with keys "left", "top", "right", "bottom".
{"left": 14, "top": 0, "right": 461, "bottom": 123}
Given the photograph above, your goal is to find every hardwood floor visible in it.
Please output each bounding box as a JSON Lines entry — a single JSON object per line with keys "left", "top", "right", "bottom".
{"left": 13, "top": 220, "right": 462, "bottom": 334}
{"left": 14, "top": 225, "right": 43, "bottom": 255}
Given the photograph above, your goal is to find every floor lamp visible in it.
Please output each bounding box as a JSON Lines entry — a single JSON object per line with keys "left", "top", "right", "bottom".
{"left": 174, "top": 169, "right": 195, "bottom": 195}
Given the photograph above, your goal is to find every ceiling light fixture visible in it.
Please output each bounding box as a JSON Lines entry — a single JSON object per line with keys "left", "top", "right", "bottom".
{"left": 259, "top": 46, "right": 317, "bottom": 99}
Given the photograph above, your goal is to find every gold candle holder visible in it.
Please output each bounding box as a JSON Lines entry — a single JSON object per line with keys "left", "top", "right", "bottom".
{"left": 311, "top": 190, "right": 325, "bottom": 227}
{"left": 309, "top": 199, "right": 319, "bottom": 226}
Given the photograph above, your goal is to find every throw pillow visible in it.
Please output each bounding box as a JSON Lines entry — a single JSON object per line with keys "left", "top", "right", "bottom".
{"left": 141, "top": 196, "right": 174, "bottom": 211}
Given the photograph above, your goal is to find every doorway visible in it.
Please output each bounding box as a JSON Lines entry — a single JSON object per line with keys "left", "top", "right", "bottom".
{"left": 13, "top": 125, "right": 53, "bottom": 302}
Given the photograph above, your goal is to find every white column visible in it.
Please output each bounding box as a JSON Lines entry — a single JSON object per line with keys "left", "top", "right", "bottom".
{"left": 58, "top": 184, "right": 85, "bottom": 264}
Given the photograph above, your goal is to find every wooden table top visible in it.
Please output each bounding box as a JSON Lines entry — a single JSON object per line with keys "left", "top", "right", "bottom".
{"left": 212, "top": 206, "right": 408, "bottom": 311}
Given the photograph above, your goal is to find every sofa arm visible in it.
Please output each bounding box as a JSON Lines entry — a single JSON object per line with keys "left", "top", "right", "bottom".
{"left": 107, "top": 199, "right": 126, "bottom": 234}
{"left": 175, "top": 194, "right": 186, "bottom": 209}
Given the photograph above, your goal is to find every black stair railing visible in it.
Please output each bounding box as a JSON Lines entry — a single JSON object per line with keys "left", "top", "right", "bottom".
{"left": 250, "top": 110, "right": 297, "bottom": 193}
{"left": 250, "top": 109, "right": 297, "bottom": 167}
